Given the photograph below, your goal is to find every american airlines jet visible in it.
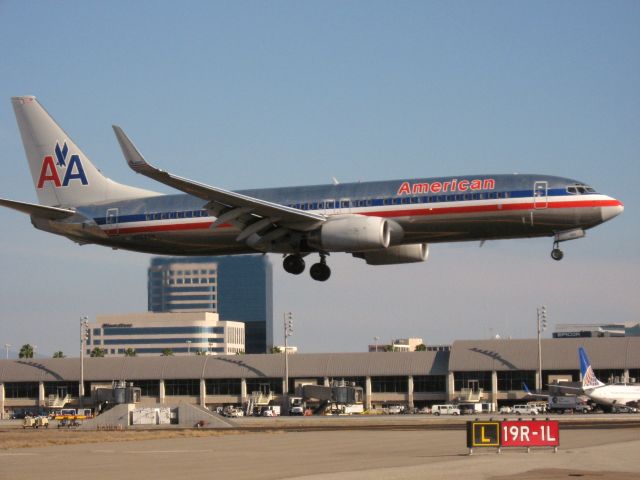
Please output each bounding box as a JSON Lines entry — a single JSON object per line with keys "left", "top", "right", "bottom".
{"left": 1, "top": 96, "right": 624, "bottom": 281}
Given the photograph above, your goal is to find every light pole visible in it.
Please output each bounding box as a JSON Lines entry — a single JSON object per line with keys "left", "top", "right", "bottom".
{"left": 536, "top": 306, "right": 548, "bottom": 391}
{"left": 186, "top": 340, "right": 192, "bottom": 355}
{"left": 33, "top": 345, "right": 37, "bottom": 358}
{"left": 4, "top": 343, "right": 10, "bottom": 359}
{"left": 283, "top": 312, "right": 293, "bottom": 415}
{"left": 80, "top": 316, "right": 89, "bottom": 408}
{"left": 373, "top": 336, "right": 380, "bottom": 352}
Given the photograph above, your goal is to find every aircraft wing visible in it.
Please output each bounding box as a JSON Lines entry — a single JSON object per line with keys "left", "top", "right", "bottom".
{"left": 113, "top": 126, "right": 326, "bottom": 232}
{"left": 0, "top": 198, "right": 76, "bottom": 220}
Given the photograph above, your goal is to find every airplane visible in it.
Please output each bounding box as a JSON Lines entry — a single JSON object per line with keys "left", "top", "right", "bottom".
{"left": 578, "top": 347, "right": 640, "bottom": 411}
{"left": 0, "top": 96, "right": 624, "bottom": 281}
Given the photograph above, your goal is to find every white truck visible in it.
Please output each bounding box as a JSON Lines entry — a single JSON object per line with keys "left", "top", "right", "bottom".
{"left": 431, "top": 404, "right": 461, "bottom": 416}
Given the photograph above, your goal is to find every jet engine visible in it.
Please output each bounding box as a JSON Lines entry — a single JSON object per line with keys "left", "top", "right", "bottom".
{"left": 307, "top": 215, "right": 390, "bottom": 252}
{"left": 353, "top": 243, "right": 429, "bottom": 265}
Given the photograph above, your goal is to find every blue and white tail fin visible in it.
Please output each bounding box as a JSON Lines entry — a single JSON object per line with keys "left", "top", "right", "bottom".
{"left": 579, "top": 347, "right": 605, "bottom": 390}
{"left": 12, "top": 96, "right": 158, "bottom": 208}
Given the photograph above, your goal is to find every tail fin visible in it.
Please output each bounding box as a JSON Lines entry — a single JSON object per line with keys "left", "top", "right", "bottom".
{"left": 522, "top": 383, "right": 532, "bottom": 395}
{"left": 579, "top": 347, "right": 605, "bottom": 389}
{"left": 12, "top": 96, "right": 157, "bottom": 207}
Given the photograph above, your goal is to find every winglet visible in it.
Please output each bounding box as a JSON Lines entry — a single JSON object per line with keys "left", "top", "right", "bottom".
{"left": 112, "top": 125, "right": 155, "bottom": 174}
{"left": 522, "top": 383, "right": 532, "bottom": 395}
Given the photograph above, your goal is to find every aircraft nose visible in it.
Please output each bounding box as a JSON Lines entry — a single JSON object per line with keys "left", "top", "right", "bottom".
{"left": 601, "top": 199, "right": 624, "bottom": 222}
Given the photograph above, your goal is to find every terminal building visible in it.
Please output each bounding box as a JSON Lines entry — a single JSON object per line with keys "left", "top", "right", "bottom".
{"left": 88, "top": 312, "right": 245, "bottom": 356}
{"left": 2, "top": 337, "right": 639, "bottom": 418}
{"left": 148, "top": 255, "right": 273, "bottom": 353}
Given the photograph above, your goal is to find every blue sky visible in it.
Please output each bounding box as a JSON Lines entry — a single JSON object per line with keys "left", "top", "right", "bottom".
{"left": 0, "top": 1, "right": 638, "bottom": 357}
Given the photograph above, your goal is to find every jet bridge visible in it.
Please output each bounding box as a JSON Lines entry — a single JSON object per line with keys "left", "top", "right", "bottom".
{"left": 299, "top": 381, "right": 363, "bottom": 415}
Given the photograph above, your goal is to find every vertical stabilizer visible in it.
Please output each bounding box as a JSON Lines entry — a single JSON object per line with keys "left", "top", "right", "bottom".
{"left": 12, "top": 96, "right": 158, "bottom": 207}
{"left": 579, "top": 347, "right": 605, "bottom": 390}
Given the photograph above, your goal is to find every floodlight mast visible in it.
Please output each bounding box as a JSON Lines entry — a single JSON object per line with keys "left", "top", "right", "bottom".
{"left": 80, "top": 316, "right": 89, "bottom": 408}
{"left": 536, "top": 306, "right": 548, "bottom": 391}
{"left": 283, "top": 312, "right": 293, "bottom": 415}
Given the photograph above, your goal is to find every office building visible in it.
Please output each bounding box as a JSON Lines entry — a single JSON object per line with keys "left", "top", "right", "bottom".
{"left": 368, "top": 337, "right": 425, "bottom": 352}
{"left": 148, "top": 255, "right": 273, "bottom": 353}
{"left": 88, "top": 312, "right": 245, "bottom": 356}
{"left": 553, "top": 322, "right": 640, "bottom": 338}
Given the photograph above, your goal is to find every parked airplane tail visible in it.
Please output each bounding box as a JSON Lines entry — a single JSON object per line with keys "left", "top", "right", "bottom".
{"left": 579, "top": 347, "right": 605, "bottom": 390}
{"left": 11, "top": 96, "right": 157, "bottom": 208}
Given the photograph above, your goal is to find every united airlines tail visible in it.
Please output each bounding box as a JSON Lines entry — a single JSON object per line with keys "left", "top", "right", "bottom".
{"left": 11, "top": 96, "right": 157, "bottom": 208}
{"left": 579, "top": 347, "right": 606, "bottom": 390}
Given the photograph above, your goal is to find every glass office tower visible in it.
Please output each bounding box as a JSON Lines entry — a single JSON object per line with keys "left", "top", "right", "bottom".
{"left": 148, "top": 255, "right": 273, "bottom": 353}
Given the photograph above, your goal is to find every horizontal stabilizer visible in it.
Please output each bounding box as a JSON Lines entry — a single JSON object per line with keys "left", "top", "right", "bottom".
{"left": 0, "top": 197, "right": 76, "bottom": 220}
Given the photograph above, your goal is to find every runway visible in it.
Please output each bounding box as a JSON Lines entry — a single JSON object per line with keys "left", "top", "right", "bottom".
{"left": 1, "top": 419, "right": 638, "bottom": 479}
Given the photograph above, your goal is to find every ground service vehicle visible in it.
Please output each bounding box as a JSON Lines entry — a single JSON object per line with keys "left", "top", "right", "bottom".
{"left": 513, "top": 404, "right": 539, "bottom": 415}
{"left": 431, "top": 405, "right": 461, "bottom": 416}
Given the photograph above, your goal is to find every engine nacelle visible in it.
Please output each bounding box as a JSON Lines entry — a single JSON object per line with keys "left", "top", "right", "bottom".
{"left": 354, "top": 243, "right": 429, "bottom": 265}
{"left": 308, "top": 215, "right": 390, "bottom": 252}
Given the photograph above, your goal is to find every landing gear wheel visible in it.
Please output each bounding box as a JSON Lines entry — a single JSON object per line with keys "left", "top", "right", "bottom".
{"left": 310, "top": 253, "right": 331, "bottom": 281}
{"left": 283, "top": 255, "right": 305, "bottom": 275}
{"left": 551, "top": 248, "right": 564, "bottom": 261}
{"left": 310, "top": 262, "right": 331, "bottom": 281}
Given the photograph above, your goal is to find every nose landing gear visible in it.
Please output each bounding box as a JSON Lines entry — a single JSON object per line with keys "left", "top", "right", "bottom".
{"left": 551, "top": 241, "right": 564, "bottom": 261}
{"left": 550, "top": 228, "right": 585, "bottom": 261}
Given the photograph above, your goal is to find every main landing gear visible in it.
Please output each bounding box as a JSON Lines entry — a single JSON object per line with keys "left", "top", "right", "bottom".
{"left": 283, "top": 253, "right": 331, "bottom": 282}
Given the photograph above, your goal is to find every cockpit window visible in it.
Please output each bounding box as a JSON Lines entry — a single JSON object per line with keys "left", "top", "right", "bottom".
{"left": 567, "top": 184, "right": 596, "bottom": 195}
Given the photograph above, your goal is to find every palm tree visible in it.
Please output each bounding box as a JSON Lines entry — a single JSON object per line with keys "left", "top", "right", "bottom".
{"left": 90, "top": 347, "right": 106, "bottom": 357}
{"left": 270, "top": 346, "right": 282, "bottom": 354}
{"left": 161, "top": 348, "right": 174, "bottom": 356}
{"left": 124, "top": 348, "right": 137, "bottom": 357}
{"left": 53, "top": 351, "right": 65, "bottom": 358}
{"left": 414, "top": 344, "right": 427, "bottom": 352}
{"left": 19, "top": 344, "right": 34, "bottom": 358}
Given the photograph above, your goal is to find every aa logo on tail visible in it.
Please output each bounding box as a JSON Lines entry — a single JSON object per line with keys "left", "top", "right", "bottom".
{"left": 37, "top": 142, "right": 89, "bottom": 188}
